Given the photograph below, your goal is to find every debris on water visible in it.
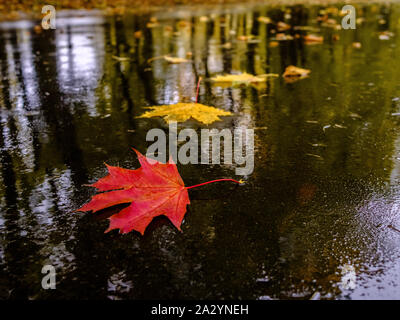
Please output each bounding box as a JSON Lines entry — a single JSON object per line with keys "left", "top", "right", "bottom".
{"left": 333, "top": 124, "right": 347, "bottom": 129}
{"left": 277, "top": 21, "right": 291, "bottom": 32}
{"left": 306, "top": 120, "right": 319, "bottom": 124}
{"left": 112, "top": 55, "right": 130, "bottom": 61}
{"left": 309, "top": 143, "right": 327, "bottom": 147}
{"left": 237, "top": 35, "right": 257, "bottom": 42}
{"left": 164, "top": 56, "right": 189, "bottom": 64}
{"left": 306, "top": 153, "right": 323, "bottom": 160}
{"left": 304, "top": 34, "right": 324, "bottom": 44}
{"left": 349, "top": 112, "right": 362, "bottom": 119}
{"left": 379, "top": 31, "right": 394, "bottom": 40}
{"left": 275, "top": 33, "right": 294, "bottom": 41}
{"left": 257, "top": 16, "right": 272, "bottom": 24}
{"left": 147, "top": 55, "right": 189, "bottom": 64}
{"left": 323, "top": 125, "right": 331, "bottom": 132}
{"left": 283, "top": 65, "right": 311, "bottom": 82}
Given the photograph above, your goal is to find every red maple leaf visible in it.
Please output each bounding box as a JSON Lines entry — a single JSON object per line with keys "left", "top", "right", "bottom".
{"left": 77, "top": 148, "right": 241, "bottom": 235}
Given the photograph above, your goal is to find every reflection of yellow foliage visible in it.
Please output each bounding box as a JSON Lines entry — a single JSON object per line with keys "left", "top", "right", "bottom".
{"left": 211, "top": 72, "right": 278, "bottom": 85}
{"left": 138, "top": 103, "right": 232, "bottom": 124}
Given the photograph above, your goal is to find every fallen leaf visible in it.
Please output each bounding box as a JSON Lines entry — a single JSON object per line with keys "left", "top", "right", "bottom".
{"left": 164, "top": 56, "right": 189, "bottom": 64}
{"left": 323, "top": 125, "right": 331, "bottom": 132}
{"left": 283, "top": 65, "right": 311, "bottom": 82}
{"left": 306, "top": 153, "right": 323, "bottom": 160}
{"left": 304, "top": 34, "right": 324, "bottom": 44}
{"left": 379, "top": 31, "right": 394, "bottom": 40}
{"left": 77, "top": 149, "right": 242, "bottom": 234}
{"left": 309, "top": 143, "right": 327, "bottom": 147}
{"left": 138, "top": 102, "right": 232, "bottom": 124}
{"left": 277, "top": 21, "right": 291, "bottom": 31}
{"left": 275, "top": 33, "right": 294, "bottom": 41}
{"left": 237, "top": 35, "right": 256, "bottom": 41}
{"left": 148, "top": 55, "right": 189, "bottom": 64}
{"left": 211, "top": 72, "right": 278, "bottom": 85}
{"left": 112, "top": 55, "right": 131, "bottom": 62}
{"left": 352, "top": 42, "right": 362, "bottom": 49}
{"left": 349, "top": 112, "right": 362, "bottom": 119}
{"left": 333, "top": 124, "right": 347, "bottom": 129}
{"left": 258, "top": 16, "right": 272, "bottom": 24}
{"left": 78, "top": 148, "right": 189, "bottom": 234}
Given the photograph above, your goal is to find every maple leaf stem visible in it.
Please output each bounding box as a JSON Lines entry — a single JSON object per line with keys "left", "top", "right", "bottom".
{"left": 195, "top": 76, "right": 202, "bottom": 103}
{"left": 186, "top": 178, "right": 242, "bottom": 190}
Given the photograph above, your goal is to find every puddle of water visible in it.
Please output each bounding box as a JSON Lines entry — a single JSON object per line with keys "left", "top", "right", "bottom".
{"left": 1, "top": 2, "right": 400, "bottom": 299}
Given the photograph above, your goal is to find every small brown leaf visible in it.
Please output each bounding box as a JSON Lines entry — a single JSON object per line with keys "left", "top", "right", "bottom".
{"left": 283, "top": 66, "right": 311, "bottom": 83}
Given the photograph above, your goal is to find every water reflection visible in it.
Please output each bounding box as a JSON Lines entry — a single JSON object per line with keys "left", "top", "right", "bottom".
{"left": 0, "top": 2, "right": 400, "bottom": 299}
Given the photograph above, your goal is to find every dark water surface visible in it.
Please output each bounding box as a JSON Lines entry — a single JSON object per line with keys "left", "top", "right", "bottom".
{"left": 1, "top": 2, "right": 400, "bottom": 299}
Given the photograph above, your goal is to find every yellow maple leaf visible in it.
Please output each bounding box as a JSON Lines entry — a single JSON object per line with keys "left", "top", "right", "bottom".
{"left": 138, "top": 102, "right": 232, "bottom": 124}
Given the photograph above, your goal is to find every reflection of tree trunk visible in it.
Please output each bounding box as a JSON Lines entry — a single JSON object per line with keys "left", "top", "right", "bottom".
{"left": 137, "top": 18, "right": 157, "bottom": 105}
{"left": 0, "top": 110, "right": 42, "bottom": 299}
{"left": 31, "top": 29, "right": 111, "bottom": 298}
{"left": 0, "top": 30, "right": 44, "bottom": 299}
{"left": 112, "top": 17, "right": 135, "bottom": 115}
{"left": 32, "top": 29, "right": 88, "bottom": 186}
